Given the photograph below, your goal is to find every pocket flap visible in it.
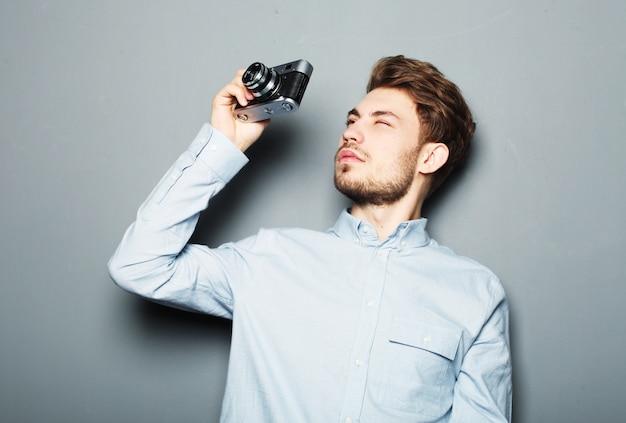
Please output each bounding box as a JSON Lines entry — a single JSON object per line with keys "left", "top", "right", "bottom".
{"left": 389, "top": 315, "right": 461, "bottom": 361}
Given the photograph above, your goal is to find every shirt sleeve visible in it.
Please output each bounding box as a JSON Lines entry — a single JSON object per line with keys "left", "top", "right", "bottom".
{"left": 107, "top": 123, "right": 249, "bottom": 318}
{"left": 449, "top": 292, "right": 513, "bottom": 422}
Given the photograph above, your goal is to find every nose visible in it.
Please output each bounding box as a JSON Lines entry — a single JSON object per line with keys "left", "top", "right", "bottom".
{"left": 342, "top": 122, "right": 363, "bottom": 145}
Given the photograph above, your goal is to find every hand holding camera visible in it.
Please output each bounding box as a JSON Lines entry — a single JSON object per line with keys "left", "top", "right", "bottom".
{"left": 211, "top": 59, "right": 313, "bottom": 152}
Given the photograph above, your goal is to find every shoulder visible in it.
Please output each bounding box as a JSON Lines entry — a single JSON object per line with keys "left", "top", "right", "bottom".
{"left": 425, "top": 239, "right": 505, "bottom": 299}
{"left": 232, "top": 226, "right": 337, "bottom": 252}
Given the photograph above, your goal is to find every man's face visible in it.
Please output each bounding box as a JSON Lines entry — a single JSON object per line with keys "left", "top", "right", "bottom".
{"left": 334, "top": 87, "right": 422, "bottom": 206}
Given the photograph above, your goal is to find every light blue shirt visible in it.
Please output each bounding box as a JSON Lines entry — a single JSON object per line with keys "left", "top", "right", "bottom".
{"left": 109, "top": 123, "right": 512, "bottom": 422}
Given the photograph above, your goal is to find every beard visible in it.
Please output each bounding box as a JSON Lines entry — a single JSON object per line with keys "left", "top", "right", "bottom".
{"left": 334, "top": 146, "right": 420, "bottom": 206}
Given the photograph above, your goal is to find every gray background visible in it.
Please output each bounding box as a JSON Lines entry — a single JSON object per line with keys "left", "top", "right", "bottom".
{"left": 1, "top": 0, "right": 624, "bottom": 422}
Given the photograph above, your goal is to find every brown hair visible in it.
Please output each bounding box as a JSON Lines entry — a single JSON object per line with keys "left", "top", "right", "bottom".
{"left": 367, "top": 55, "right": 475, "bottom": 196}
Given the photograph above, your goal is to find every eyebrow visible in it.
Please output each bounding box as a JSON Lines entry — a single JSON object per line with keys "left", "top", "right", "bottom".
{"left": 347, "top": 108, "right": 400, "bottom": 120}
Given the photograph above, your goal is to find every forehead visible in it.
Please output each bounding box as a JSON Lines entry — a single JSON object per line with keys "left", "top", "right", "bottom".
{"left": 352, "top": 87, "right": 417, "bottom": 120}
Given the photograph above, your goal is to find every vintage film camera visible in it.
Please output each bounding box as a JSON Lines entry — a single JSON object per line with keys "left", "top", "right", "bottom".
{"left": 234, "top": 59, "right": 313, "bottom": 122}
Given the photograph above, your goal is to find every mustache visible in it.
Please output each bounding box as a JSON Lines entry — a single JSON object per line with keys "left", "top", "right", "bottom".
{"left": 335, "top": 142, "right": 370, "bottom": 160}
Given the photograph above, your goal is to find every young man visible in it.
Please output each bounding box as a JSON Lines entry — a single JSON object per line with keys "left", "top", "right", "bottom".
{"left": 109, "top": 55, "right": 512, "bottom": 422}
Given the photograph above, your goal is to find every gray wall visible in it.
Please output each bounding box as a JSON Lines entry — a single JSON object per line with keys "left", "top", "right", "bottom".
{"left": 1, "top": 1, "right": 625, "bottom": 422}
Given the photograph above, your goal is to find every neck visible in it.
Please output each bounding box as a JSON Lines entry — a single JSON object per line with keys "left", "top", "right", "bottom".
{"left": 350, "top": 193, "right": 424, "bottom": 241}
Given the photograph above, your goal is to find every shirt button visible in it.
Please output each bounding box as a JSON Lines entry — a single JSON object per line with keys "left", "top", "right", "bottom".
{"left": 198, "top": 137, "right": 207, "bottom": 144}
{"left": 401, "top": 241, "right": 407, "bottom": 247}
{"left": 367, "top": 300, "right": 375, "bottom": 308}
{"left": 355, "top": 359, "right": 363, "bottom": 367}
{"left": 345, "top": 418, "right": 352, "bottom": 423}
{"left": 210, "top": 144, "right": 217, "bottom": 151}
{"left": 362, "top": 226, "right": 369, "bottom": 233}
{"left": 376, "top": 250, "right": 382, "bottom": 256}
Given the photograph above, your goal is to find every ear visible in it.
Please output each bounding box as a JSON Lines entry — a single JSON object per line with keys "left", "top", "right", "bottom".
{"left": 416, "top": 142, "right": 449, "bottom": 175}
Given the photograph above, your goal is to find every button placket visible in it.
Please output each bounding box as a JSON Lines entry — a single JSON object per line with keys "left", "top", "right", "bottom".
{"left": 339, "top": 247, "right": 389, "bottom": 421}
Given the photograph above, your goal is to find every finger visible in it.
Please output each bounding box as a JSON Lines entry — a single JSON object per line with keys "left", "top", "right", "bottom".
{"left": 232, "top": 69, "right": 256, "bottom": 104}
{"left": 229, "top": 83, "right": 250, "bottom": 107}
{"left": 214, "top": 81, "right": 247, "bottom": 108}
{"left": 212, "top": 68, "right": 255, "bottom": 111}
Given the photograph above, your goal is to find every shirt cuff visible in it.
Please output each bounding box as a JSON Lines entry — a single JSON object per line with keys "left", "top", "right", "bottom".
{"left": 192, "top": 123, "right": 249, "bottom": 183}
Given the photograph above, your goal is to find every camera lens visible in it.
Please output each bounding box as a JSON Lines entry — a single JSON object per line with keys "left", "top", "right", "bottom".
{"left": 242, "top": 62, "right": 280, "bottom": 100}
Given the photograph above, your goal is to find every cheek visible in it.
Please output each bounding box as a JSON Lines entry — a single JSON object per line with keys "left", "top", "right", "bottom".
{"left": 375, "top": 144, "right": 403, "bottom": 163}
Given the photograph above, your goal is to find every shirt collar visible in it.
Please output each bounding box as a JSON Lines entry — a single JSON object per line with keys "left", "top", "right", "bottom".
{"left": 328, "top": 208, "right": 431, "bottom": 249}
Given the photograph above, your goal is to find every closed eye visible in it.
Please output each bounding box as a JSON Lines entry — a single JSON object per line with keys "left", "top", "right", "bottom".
{"left": 346, "top": 108, "right": 360, "bottom": 127}
{"left": 372, "top": 110, "right": 399, "bottom": 127}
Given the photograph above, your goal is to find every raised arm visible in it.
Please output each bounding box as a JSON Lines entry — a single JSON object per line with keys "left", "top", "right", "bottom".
{"left": 107, "top": 69, "right": 268, "bottom": 317}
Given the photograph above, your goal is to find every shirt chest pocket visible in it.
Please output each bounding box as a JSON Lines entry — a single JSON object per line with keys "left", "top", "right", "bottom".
{"left": 378, "top": 316, "right": 462, "bottom": 417}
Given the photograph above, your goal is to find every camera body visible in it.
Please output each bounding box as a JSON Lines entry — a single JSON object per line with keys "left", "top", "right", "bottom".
{"left": 234, "top": 59, "right": 313, "bottom": 122}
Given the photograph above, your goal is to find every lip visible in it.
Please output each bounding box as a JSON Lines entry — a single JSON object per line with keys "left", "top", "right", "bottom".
{"left": 337, "top": 148, "right": 365, "bottom": 163}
